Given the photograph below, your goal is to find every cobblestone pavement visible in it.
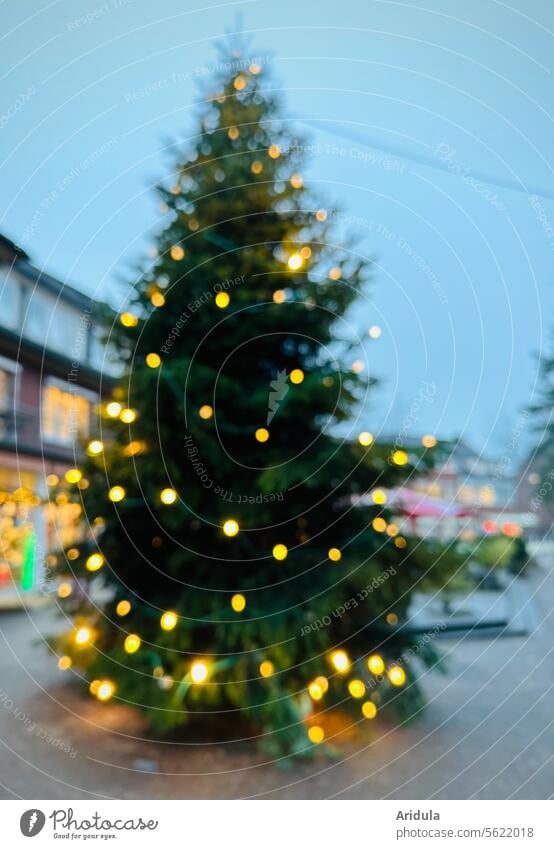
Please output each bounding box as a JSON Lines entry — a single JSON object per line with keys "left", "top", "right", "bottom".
{"left": 0, "top": 565, "right": 552, "bottom": 800}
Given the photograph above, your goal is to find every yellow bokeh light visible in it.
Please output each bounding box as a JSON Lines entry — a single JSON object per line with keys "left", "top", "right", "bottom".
{"left": 106, "top": 401, "right": 122, "bottom": 417}
{"left": 223, "top": 519, "right": 239, "bottom": 537}
{"left": 260, "top": 660, "right": 275, "bottom": 678}
{"left": 215, "top": 292, "right": 230, "bottom": 309}
{"left": 388, "top": 665, "right": 406, "bottom": 687}
{"left": 368, "top": 325, "right": 382, "bottom": 339}
{"left": 330, "top": 649, "right": 350, "bottom": 673}
{"left": 120, "top": 312, "right": 138, "bottom": 328}
{"left": 315, "top": 208, "right": 327, "bottom": 222}
{"left": 116, "top": 600, "right": 131, "bottom": 617}
{"left": 58, "top": 655, "right": 72, "bottom": 671}
{"left": 249, "top": 63, "right": 261, "bottom": 74}
{"left": 300, "top": 245, "right": 312, "bottom": 259}
{"left": 289, "top": 368, "right": 304, "bottom": 384}
{"left": 329, "top": 266, "right": 341, "bottom": 281}
{"left": 65, "top": 468, "right": 82, "bottom": 484}
{"left": 160, "top": 610, "right": 178, "bottom": 631}
{"left": 392, "top": 450, "right": 408, "bottom": 466}
{"left": 151, "top": 292, "right": 165, "bottom": 308}
{"left": 272, "top": 289, "right": 286, "bottom": 303}
{"left": 308, "top": 681, "right": 324, "bottom": 701}
{"left": 255, "top": 428, "right": 270, "bottom": 443}
{"left": 124, "top": 633, "right": 141, "bottom": 654}
{"left": 351, "top": 359, "right": 364, "bottom": 374}
{"left": 372, "top": 517, "right": 387, "bottom": 533}
{"left": 46, "top": 474, "right": 59, "bottom": 487}
{"left": 170, "top": 245, "right": 185, "bottom": 261}
{"left": 367, "top": 654, "right": 385, "bottom": 675}
{"left": 308, "top": 725, "right": 325, "bottom": 744}
{"left": 123, "top": 440, "right": 145, "bottom": 457}
{"left": 372, "top": 489, "right": 387, "bottom": 505}
{"left": 96, "top": 680, "right": 115, "bottom": 702}
{"left": 86, "top": 553, "right": 104, "bottom": 572}
{"left": 272, "top": 543, "right": 288, "bottom": 561}
{"left": 233, "top": 74, "right": 247, "bottom": 91}
{"left": 358, "top": 431, "right": 374, "bottom": 447}
{"left": 395, "top": 536, "right": 407, "bottom": 549}
{"left": 67, "top": 548, "right": 79, "bottom": 561}
{"left": 120, "top": 408, "right": 137, "bottom": 424}
{"left": 362, "top": 700, "right": 377, "bottom": 719}
{"left": 290, "top": 173, "right": 303, "bottom": 188}
{"left": 348, "top": 679, "right": 366, "bottom": 699}
{"left": 386, "top": 523, "right": 399, "bottom": 537}
{"left": 386, "top": 612, "right": 399, "bottom": 625}
{"left": 228, "top": 126, "right": 239, "bottom": 140}
{"left": 315, "top": 676, "right": 329, "bottom": 694}
{"left": 191, "top": 661, "right": 208, "bottom": 683}
{"left": 160, "top": 488, "right": 177, "bottom": 505}
{"left": 57, "top": 582, "right": 72, "bottom": 599}
{"left": 422, "top": 434, "right": 437, "bottom": 448}
{"left": 199, "top": 404, "right": 213, "bottom": 419}
{"left": 75, "top": 626, "right": 92, "bottom": 646}
{"left": 87, "top": 440, "right": 104, "bottom": 456}
{"left": 231, "top": 593, "right": 246, "bottom": 612}
{"left": 328, "top": 547, "right": 342, "bottom": 562}
{"left": 251, "top": 160, "right": 263, "bottom": 174}
{"left": 89, "top": 680, "right": 100, "bottom": 695}
{"left": 108, "top": 485, "right": 125, "bottom": 503}
{"left": 268, "top": 144, "right": 281, "bottom": 159}
{"left": 287, "top": 253, "right": 303, "bottom": 271}
{"left": 146, "top": 352, "right": 161, "bottom": 368}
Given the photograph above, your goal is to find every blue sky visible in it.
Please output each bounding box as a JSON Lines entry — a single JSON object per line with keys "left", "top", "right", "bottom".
{"left": 1, "top": 0, "right": 553, "bottom": 460}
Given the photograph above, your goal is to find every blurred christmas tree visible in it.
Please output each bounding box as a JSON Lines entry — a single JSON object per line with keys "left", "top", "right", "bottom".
{"left": 50, "top": 44, "right": 459, "bottom": 756}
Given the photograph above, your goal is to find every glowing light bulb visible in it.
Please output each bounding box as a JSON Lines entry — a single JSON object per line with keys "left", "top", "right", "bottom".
{"left": 388, "top": 665, "right": 406, "bottom": 687}
{"left": 371, "top": 489, "right": 387, "bottom": 505}
{"left": 87, "top": 440, "right": 104, "bottom": 456}
{"left": 96, "top": 680, "right": 115, "bottom": 702}
{"left": 330, "top": 650, "right": 350, "bottom": 673}
{"left": 272, "top": 289, "right": 286, "bottom": 303}
{"left": 315, "top": 209, "right": 327, "bottom": 222}
{"left": 386, "top": 612, "right": 399, "bottom": 625}
{"left": 308, "top": 681, "right": 324, "bottom": 701}
{"left": 315, "top": 676, "right": 329, "bottom": 694}
{"left": 116, "top": 600, "right": 131, "bottom": 617}
{"left": 329, "top": 266, "right": 342, "bottom": 281}
{"left": 215, "top": 292, "right": 230, "bottom": 308}
{"left": 328, "top": 548, "right": 342, "bottom": 562}
{"left": 75, "top": 627, "right": 92, "bottom": 646}
{"left": 120, "top": 312, "right": 138, "bottom": 327}
{"left": 268, "top": 144, "right": 281, "bottom": 159}
{"left": 65, "top": 468, "right": 82, "bottom": 484}
{"left": 160, "top": 611, "right": 178, "bottom": 631}
{"left": 386, "top": 524, "right": 399, "bottom": 537}
{"left": 67, "top": 548, "right": 79, "bottom": 561}
{"left": 58, "top": 655, "right": 72, "bottom": 671}
{"left": 106, "top": 401, "right": 122, "bottom": 417}
{"left": 57, "top": 582, "right": 72, "bottom": 599}
{"left": 391, "top": 450, "right": 408, "bottom": 466}
{"left": 422, "top": 434, "right": 437, "bottom": 448}
{"left": 46, "top": 474, "right": 59, "bottom": 487}
{"left": 251, "top": 160, "right": 263, "bottom": 174}
{"left": 231, "top": 593, "right": 246, "bottom": 612}
{"left": 190, "top": 661, "right": 208, "bottom": 683}
{"left": 199, "top": 405, "right": 213, "bottom": 419}
{"left": 146, "top": 352, "right": 161, "bottom": 368}
{"left": 290, "top": 173, "right": 303, "bottom": 188}
{"left": 272, "top": 543, "right": 288, "bottom": 561}
{"left": 351, "top": 359, "right": 364, "bottom": 374}
{"left": 348, "top": 679, "right": 366, "bottom": 698}
{"left": 287, "top": 253, "right": 303, "bottom": 271}
{"left": 394, "top": 536, "right": 407, "bottom": 549}
{"left": 228, "top": 126, "right": 239, "bottom": 140}
{"left": 223, "top": 519, "right": 239, "bottom": 537}
{"left": 119, "top": 408, "right": 137, "bottom": 424}
{"left": 367, "top": 654, "right": 385, "bottom": 675}
{"left": 358, "top": 432, "right": 374, "bottom": 447}
{"left": 124, "top": 633, "right": 141, "bottom": 654}
{"left": 233, "top": 74, "right": 247, "bottom": 91}
{"left": 368, "top": 325, "right": 382, "bottom": 339}
{"left": 160, "top": 488, "right": 177, "bottom": 505}
{"left": 372, "top": 517, "right": 387, "bottom": 533}
{"left": 249, "top": 63, "right": 261, "bottom": 74}
{"left": 151, "top": 292, "right": 165, "bottom": 307}
{"left": 255, "top": 428, "right": 269, "bottom": 443}
{"left": 289, "top": 368, "right": 304, "bottom": 384}
{"left": 170, "top": 245, "right": 185, "bottom": 261}
{"left": 260, "top": 660, "right": 274, "bottom": 678}
{"left": 362, "top": 701, "right": 377, "bottom": 719}
{"left": 108, "top": 486, "right": 125, "bottom": 503}
{"left": 86, "top": 553, "right": 104, "bottom": 572}
{"left": 308, "top": 725, "right": 325, "bottom": 744}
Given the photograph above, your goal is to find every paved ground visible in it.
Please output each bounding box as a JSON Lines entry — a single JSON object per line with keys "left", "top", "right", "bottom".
{"left": 0, "top": 564, "right": 552, "bottom": 800}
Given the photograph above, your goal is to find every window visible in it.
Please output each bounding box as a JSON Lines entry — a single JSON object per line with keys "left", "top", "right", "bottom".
{"left": 0, "top": 269, "right": 21, "bottom": 331}
{"left": 42, "top": 382, "right": 92, "bottom": 444}
{"left": 0, "top": 357, "right": 19, "bottom": 442}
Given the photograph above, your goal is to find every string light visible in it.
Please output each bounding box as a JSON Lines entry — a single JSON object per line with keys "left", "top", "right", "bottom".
{"left": 351, "top": 359, "right": 364, "bottom": 374}
{"left": 215, "top": 292, "right": 230, "bottom": 308}
{"left": 330, "top": 650, "right": 350, "bottom": 673}
{"left": 328, "top": 548, "right": 342, "bottom": 562}
{"left": 228, "top": 126, "right": 239, "bottom": 140}
{"left": 108, "top": 486, "right": 126, "bottom": 503}
{"left": 231, "top": 593, "right": 246, "bottom": 612}
{"left": 86, "top": 553, "right": 104, "bottom": 572}
{"left": 65, "top": 468, "right": 82, "bottom": 484}
{"left": 272, "top": 543, "right": 288, "bottom": 560}
{"left": 300, "top": 246, "right": 312, "bottom": 259}
{"left": 120, "top": 408, "right": 137, "bottom": 424}
{"left": 75, "top": 626, "right": 92, "bottom": 646}
{"left": 395, "top": 536, "right": 407, "bottom": 549}
{"left": 259, "top": 660, "right": 274, "bottom": 678}
{"left": 67, "top": 548, "right": 79, "bottom": 561}
{"left": 358, "top": 431, "right": 374, "bottom": 447}
{"left": 368, "top": 325, "right": 382, "bottom": 338}
{"left": 223, "top": 519, "right": 239, "bottom": 537}
{"left": 87, "top": 440, "right": 104, "bottom": 456}
{"left": 315, "top": 209, "right": 327, "bottom": 222}
{"left": 124, "top": 634, "right": 141, "bottom": 654}
{"left": 272, "top": 289, "right": 286, "bottom": 303}
{"left": 388, "top": 666, "right": 406, "bottom": 686}
{"left": 146, "top": 353, "right": 161, "bottom": 368}
{"left": 151, "top": 292, "right": 165, "bottom": 307}
{"left": 249, "top": 63, "right": 261, "bottom": 74}
{"left": 391, "top": 450, "right": 408, "bottom": 466}
{"left": 315, "top": 676, "right": 329, "bottom": 694}
{"left": 367, "top": 654, "right": 385, "bottom": 675}
{"left": 372, "top": 517, "right": 387, "bottom": 532}
{"left": 123, "top": 440, "right": 145, "bottom": 456}
{"left": 233, "top": 74, "right": 246, "bottom": 91}
{"left": 287, "top": 253, "right": 303, "bottom": 271}
{"left": 57, "top": 582, "right": 72, "bottom": 599}
{"left": 362, "top": 701, "right": 377, "bottom": 719}
{"left": 329, "top": 266, "right": 341, "bottom": 281}
{"left": 255, "top": 428, "right": 269, "bottom": 443}
{"left": 89, "top": 680, "right": 100, "bottom": 695}
{"left": 371, "top": 489, "right": 387, "bottom": 505}
{"left": 46, "top": 474, "right": 59, "bottom": 487}
{"left": 386, "top": 524, "right": 399, "bottom": 537}
{"left": 268, "top": 144, "right": 281, "bottom": 159}
{"left": 160, "top": 488, "right": 177, "bottom": 505}
{"left": 160, "top": 611, "right": 178, "bottom": 631}
{"left": 58, "top": 656, "right": 72, "bottom": 671}
{"left": 386, "top": 612, "right": 399, "bottom": 625}
{"left": 290, "top": 173, "right": 303, "bottom": 188}
{"left": 190, "top": 661, "right": 208, "bottom": 683}
{"left": 308, "top": 725, "right": 324, "bottom": 744}
{"left": 251, "top": 160, "right": 263, "bottom": 174}
{"left": 96, "top": 680, "right": 115, "bottom": 702}
{"left": 106, "top": 401, "right": 122, "bottom": 417}
{"left": 348, "top": 679, "right": 366, "bottom": 698}
{"left": 170, "top": 245, "right": 185, "bottom": 261}
{"left": 120, "top": 312, "right": 138, "bottom": 328}
{"left": 199, "top": 405, "right": 213, "bottom": 419}
{"left": 116, "top": 600, "right": 131, "bottom": 617}
{"left": 308, "top": 680, "right": 324, "bottom": 700}
{"left": 290, "top": 368, "right": 304, "bottom": 384}
{"left": 422, "top": 434, "right": 437, "bottom": 448}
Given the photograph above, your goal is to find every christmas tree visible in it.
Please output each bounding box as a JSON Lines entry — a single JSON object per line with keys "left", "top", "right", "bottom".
{"left": 50, "top": 46, "right": 458, "bottom": 757}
